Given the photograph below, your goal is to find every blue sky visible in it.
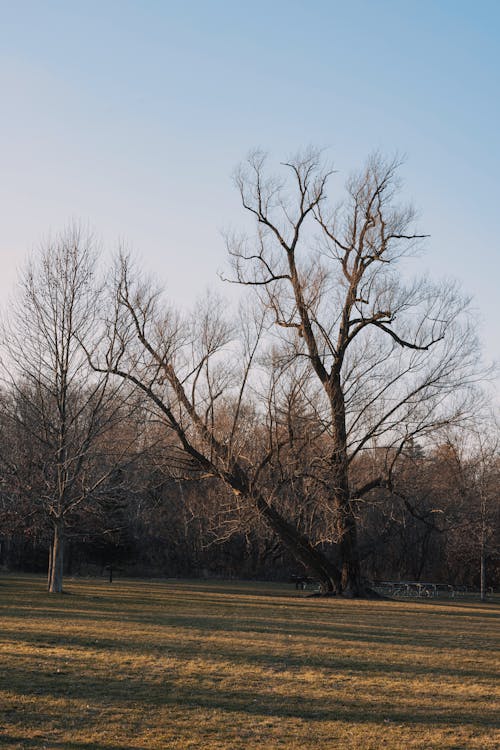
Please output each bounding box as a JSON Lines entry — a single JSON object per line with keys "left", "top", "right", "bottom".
{"left": 0, "top": 1, "right": 498, "bottom": 378}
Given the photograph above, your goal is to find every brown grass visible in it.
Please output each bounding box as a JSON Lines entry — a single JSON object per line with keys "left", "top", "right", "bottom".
{"left": 0, "top": 575, "right": 499, "bottom": 749}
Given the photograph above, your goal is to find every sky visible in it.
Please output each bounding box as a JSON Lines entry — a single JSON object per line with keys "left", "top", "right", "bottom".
{"left": 0, "top": 0, "right": 498, "bottom": 390}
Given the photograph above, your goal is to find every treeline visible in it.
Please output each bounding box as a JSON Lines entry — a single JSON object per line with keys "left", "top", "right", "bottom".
{"left": 1, "top": 426, "right": 498, "bottom": 590}
{"left": 0, "top": 150, "right": 498, "bottom": 596}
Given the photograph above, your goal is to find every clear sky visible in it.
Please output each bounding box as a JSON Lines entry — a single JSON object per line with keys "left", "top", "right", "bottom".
{"left": 0, "top": 1, "right": 498, "bottom": 381}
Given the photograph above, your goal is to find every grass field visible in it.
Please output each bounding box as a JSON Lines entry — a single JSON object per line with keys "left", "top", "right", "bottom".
{"left": 0, "top": 576, "right": 498, "bottom": 749}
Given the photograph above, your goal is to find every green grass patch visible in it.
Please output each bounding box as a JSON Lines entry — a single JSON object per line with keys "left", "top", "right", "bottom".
{"left": 0, "top": 575, "right": 499, "bottom": 749}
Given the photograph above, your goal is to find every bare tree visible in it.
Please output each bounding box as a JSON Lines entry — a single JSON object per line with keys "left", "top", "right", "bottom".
{"left": 224, "top": 149, "right": 483, "bottom": 595}
{"left": 0, "top": 227, "right": 132, "bottom": 593}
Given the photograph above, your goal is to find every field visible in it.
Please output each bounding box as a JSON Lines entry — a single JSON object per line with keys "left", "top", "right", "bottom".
{"left": 0, "top": 576, "right": 499, "bottom": 749}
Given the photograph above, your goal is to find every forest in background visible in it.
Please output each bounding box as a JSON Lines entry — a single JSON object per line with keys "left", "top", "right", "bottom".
{"left": 2, "top": 430, "right": 498, "bottom": 592}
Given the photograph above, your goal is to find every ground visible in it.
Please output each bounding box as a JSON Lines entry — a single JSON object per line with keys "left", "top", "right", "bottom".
{"left": 0, "top": 575, "right": 498, "bottom": 749}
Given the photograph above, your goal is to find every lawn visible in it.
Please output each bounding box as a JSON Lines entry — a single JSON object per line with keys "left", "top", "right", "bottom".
{"left": 0, "top": 576, "right": 498, "bottom": 749}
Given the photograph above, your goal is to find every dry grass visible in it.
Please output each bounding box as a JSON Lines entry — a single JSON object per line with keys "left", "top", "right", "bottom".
{"left": 0, "top": 575, "right": 499, "bottom": 749}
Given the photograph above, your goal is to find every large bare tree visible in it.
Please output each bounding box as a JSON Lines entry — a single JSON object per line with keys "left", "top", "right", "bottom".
{"left": 224, "top": 150, "right": 482, "bottom": 595}
{"left": 88, "top": 151, "right": 484, "bottom": 597}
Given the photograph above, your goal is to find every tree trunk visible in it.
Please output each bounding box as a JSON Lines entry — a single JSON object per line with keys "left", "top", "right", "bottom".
{"left": 480, "top": 542, "right": 486, "bottom": 602}
{"left": 47, "top": 544, "right": 53, "bottom": 589}
{"left": 48, "top": 522, "right": 64, "bottom": 594}
{"left": 339, "top": 511, "right": 362, "bottom": 596}
{"left": 330, "top": 373, "right": 363, "bottom": 597}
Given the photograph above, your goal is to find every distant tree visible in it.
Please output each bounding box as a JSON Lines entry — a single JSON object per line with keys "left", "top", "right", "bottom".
{"left": 473, "top": 431, "right": 500, "bottom": 600}
{"left": 431, "top": 425, "right": 499, "bottom": 598}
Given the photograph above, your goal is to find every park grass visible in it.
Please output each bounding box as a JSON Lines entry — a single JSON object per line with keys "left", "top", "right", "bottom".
{"left": 0, "top": 576, "right": 499, "bottom": 750}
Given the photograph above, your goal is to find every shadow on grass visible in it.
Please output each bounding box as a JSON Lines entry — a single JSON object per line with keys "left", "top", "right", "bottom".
{"left": 2, "top": 620, "right": 498, "bottom": 679}
{"left": 0, "top": 606, "right": 497, "bottom": 674}
{"left": 1, "top": 666, "right": 499, "bottom": 732}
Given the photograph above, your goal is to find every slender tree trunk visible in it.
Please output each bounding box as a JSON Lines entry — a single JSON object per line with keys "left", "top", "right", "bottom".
{"left": 48, "top": 521, "right": 64, "bottom": 594}
{"left": 47, "top": 544, "right": 53, "bottom": 590}
{"left": 480, "top": 541, "right": 486, "bottom": 602}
